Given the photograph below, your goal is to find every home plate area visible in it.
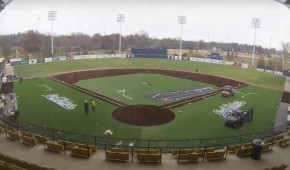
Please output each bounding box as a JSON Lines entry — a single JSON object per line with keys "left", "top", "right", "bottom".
{"left": 146, "top": 87, "right": 215, "bottom": 102}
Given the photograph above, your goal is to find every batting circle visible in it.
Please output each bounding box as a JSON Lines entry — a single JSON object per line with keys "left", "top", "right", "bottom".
{"left": 112, "top": 105, "right": 175, "bottom": 126}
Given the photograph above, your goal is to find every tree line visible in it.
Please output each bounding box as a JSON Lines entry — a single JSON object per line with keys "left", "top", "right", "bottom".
{"left": 0, "top": 30, "right": 278, "bottom": 59}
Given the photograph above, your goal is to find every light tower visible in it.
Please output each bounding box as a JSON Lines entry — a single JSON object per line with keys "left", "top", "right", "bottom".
{"left": 117, "top": 14, "right": 125, "bottom": 58}
{"left": 178, "top": 16, "right": 186, "bottom": 59}
{"left": 0, "top": 0, "right": 13, "bottom": 12}
{"left": 251, "top": 18, "right": 260, "bottom": 67}
{"left": 48, "top": 11, "right": 57, "bottom": 55}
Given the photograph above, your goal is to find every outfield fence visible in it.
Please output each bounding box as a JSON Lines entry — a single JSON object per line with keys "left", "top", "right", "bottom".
{"left": 1, "top": 118, "right": 289, "bottom": 153}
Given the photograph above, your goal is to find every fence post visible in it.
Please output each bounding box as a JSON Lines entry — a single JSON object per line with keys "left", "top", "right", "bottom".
{"left": 51, "top": 129, "right": 55, "bottom": 141}
{"left": 94, "top": 136, "right": 97, "bottom": 146}
{"left": 147, "top": 140, "right": 150, "bottom": 150}
{"left": 239, "top": 136, "right": 242, "bottom": 143}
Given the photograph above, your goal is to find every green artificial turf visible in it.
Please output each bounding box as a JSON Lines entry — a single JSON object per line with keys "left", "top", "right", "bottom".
{"left": 74, "top": 73, "right": 217, "bottom": 105}
{"left": 14, "top": 77, "right": 282, "bottom": 142}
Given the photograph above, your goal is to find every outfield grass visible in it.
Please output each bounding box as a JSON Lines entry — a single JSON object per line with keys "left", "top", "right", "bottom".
{"left": 74, "top": 73, "right": 216, "bottom": 105}
{"left": 14, "top": 58, "right": 286, "bottom": 91}
{"left": 14, "top": 77, "right": 282, "bottom": 140}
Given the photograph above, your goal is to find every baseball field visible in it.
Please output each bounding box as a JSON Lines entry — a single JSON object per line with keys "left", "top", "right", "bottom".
{"left": 12, "top": 58, "right": 285, "bottom": 143}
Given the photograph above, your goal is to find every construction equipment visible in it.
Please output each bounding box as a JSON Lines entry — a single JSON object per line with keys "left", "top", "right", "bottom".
{"left": 221, "top": 85, "right": 235, "bottom": 98}
{"left": 224, "top": 108, "right": 253, "bottom": 128}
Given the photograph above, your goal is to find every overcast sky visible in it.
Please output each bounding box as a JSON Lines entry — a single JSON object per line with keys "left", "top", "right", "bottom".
{"left": 0, "top": 0, "right": 290, "bottom": 50}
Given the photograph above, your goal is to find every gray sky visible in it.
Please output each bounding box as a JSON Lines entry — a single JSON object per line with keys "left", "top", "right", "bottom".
{"left": 0, "top": 0, "right": 290, "bottom": 50}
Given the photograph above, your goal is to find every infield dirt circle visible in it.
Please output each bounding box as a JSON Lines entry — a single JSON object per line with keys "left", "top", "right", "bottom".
{"left": 112, "top": 105, "right": 175, "bottom": 126}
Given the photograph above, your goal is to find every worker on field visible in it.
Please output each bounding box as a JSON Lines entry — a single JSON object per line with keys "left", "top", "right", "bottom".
{"left": 84, "top": 100, "right": 89, "bottom": 114}
{"left": 91, "top": 98, "right": 96, "bottom": 112}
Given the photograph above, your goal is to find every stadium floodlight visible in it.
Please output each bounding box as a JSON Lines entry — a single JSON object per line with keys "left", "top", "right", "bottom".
{"left": 117, "top": 14, "right": 125, "bottom": 58}
{"left": 251, "top": 18, "right": 260, "bottom": 67}
{"left": 0, "top": 0, "right": 13, "bottom": 13}
{"left": 178, "top": 16, "right": 186, "bottom": 59}
{"left": 275, "top": 0, "right": 290, "bottom": 10}
{"left": 48, "top": 11, "right": 57, "bottom": 55}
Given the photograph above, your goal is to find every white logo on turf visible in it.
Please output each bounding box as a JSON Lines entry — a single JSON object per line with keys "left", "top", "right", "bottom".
{"left": 213, "top": 101, "right": 246, "bottom": 117}
{"left": 42, "top": 94, "right": 77, "bottom": 110}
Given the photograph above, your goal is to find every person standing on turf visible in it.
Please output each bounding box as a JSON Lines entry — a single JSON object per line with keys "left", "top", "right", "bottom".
{"left": 84, "top": 100, "right": 89, "bottom": 114}
{"left": 91, "top": 98, "right": 96, "bottom": 112}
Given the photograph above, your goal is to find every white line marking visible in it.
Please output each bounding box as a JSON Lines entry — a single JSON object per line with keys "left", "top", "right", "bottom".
{"left": 50, "top": 77, "right": 124, "bottom": 107}
{"left": 242, "top": 92, "right": 257, "bottom": 99}
{"left": 37, "top": 85, "right": 52, "bottom": 91}
{"left": 116, "top": 90, "right": 133, "bottom": 100}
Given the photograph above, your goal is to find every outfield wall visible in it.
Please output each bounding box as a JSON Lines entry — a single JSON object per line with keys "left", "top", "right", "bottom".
{"left": 6, "top": 54, "right": 290, "bottom": 77}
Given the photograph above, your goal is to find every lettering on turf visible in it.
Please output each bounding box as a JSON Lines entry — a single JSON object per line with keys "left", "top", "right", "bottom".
{"left": 42, "top": 94, "right": 77, "bottom": 110}
{"left": 37, "top": 85, "right": 52, "bottom": 91}
{"left": 116, "top": 90, "right": 133, "bottom": 100}
{"left": 213, "top": 101, "right": 246, "bottom": 117}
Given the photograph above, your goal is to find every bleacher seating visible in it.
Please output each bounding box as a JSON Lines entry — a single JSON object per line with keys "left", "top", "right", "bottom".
{"left": 226, "top": 144, "right": 241, "bottom": 154}
{"left": 20, "top": 135, "right": 37, "bottom": 146}
{"left": 204, "top": 149, "right": 227, "bottom": 161}
{"left": 262, "top": 163, "right": 288, "bottom": 170}
{"left": 1, "top": 120, "right": 290, "bottom": 167}
{"left": 0, "top": 152, "right": 56, "bottom": 170}
{"left": 105, "top": 147, "right": 130, "bottom": 162}
{"left": 33, "top": 134, "right": 48, "bottom": 144}
{"left": 135, "top": 148, "right": 162, "bottom": 163}
{"left": 45, "top": 141, "right": 65, "bottom": 153}
{"left": 236, "top": 147, "right": 252, "bottom": 157}
{"left": 57, "top": 140, "right": 75, "bottom": 150}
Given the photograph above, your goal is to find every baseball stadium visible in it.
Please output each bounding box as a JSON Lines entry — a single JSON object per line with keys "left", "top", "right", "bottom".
{"left": 1, "top": 1, "right": 290, "bottom": 170}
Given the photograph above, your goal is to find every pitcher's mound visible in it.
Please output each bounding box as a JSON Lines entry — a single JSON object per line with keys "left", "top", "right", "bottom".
{"left": 112, "top": 105, "right": 175, "bottom": 126}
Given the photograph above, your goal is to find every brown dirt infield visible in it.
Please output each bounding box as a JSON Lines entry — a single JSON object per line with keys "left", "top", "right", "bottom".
{"left": 50, "top": 68, "right": 247, "bottom": 126}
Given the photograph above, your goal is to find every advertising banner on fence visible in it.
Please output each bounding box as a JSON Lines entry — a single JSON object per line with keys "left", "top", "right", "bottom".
{"left": 96, "top": 55, "right": 105, "bottom": 59}
{"left": 274, "top": 71, "right": 283, "bottom": 75}
{"left": 37, "top": 58, "right": 45, "bottom": 63}
{"left": 265, "top": 69, "right": 274, "bottom": 73}
{"left": 241, "top": 63, "right": 249, "bottom": 69}
{"left": 204, "top": 59, "right": 211, "bottom": 63}
{"left": 197, "top": 58, "right": 205, "bottom": 62}
{"left": 10, "top": 61, "right": 20, "bottom": 66}
{"left": 189, "top": 57, "right": 198, "bottom": 62}
{"left": 29, "top": 59, "right": 37, "bottom": 64}
{"left": 211, "top": 59, "right": 221, "bottom": 64}
{"left": 88, "top": 55, "right": 97, "bottom": 59}
{"left": 58, "top": 56, "right": 67, "bottom": 61}
{"left": 20, "top": 60, "right": 29, "bottom": 65}
{"left": 256, "top": 68, "right": 264, "bottom": 72}
{"left": 74, "top": 55, "right": 89, "bottom": 60}
{"left": 9, "top": 58, "right": 21, "bottom": 63}
{"left": 225, "top": 61, "right": 234, "bottom": 66}
{"left": 182, "top": 56, "right": 189, "bottom": 60}
{"left": 44, "top": 57, "right": 53, "bottom": 62}
{"left": 52, "top": 57, "right": 59, "bottom": 62}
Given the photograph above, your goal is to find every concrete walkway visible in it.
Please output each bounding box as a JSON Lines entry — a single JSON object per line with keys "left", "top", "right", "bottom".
{"left": 0, "top": 132, "right": 290, "bottom": 170}
{"left": 4, "top": 65, "right": 14, "bottom": 76}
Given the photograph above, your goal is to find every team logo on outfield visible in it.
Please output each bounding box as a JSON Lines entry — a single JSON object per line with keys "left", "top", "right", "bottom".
{"left": 42, "top": 94, "right": 77, "bottom": 110}
{"left": 213, "top": 101, "right": 246, "bottom": 117}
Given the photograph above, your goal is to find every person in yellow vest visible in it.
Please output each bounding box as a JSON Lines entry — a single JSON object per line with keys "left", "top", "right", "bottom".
{"left": 91, "top": 98, "right": 96, "bottom": 112}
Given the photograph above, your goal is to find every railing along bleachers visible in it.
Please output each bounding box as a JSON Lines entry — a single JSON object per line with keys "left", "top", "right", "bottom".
{"left": 0, "top": 120, "right": 290, "bottom": 166}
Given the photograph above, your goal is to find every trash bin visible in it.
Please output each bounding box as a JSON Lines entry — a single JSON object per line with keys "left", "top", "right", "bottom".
{"left": 251, "top": 139, "right": 264, "bottom": 160}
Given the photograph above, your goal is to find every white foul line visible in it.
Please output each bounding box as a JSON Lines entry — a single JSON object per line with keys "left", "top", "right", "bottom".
{"left": 37, "top": 85, "right": 52, "bottom": 91}
{"left": 116, "top": 90, "right": 133, "bottom": 100}
{"left": 242, "top": 92, "right": 257, "bottom": 99}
